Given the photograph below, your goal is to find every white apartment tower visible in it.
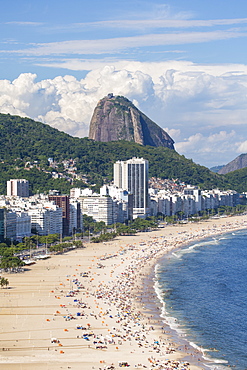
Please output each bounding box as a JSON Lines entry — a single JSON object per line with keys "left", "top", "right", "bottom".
{"left": 81, "top": 196, "right": 114, "bottom": 225}
{"left": 7, "top": 179, "right": 29, "bottom": 197}
{"left": 114, "top": 157, "right": 149, "bottom": 217}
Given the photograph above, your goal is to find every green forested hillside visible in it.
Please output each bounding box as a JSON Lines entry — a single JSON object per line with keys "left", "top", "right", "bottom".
{"left": 0, "top": 113, "right": 78, "bottom": 160}
{"left": 224, "top": 167, "right": 247, "bottom": 192}
{"left": 0, "top": 113, "right": 245, "bottom": 194}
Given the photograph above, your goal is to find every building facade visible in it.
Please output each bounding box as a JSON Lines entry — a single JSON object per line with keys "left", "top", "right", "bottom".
{"left": 114, "top": 157, "right": 149, "bottom": 217}
{"left": 28, "top": 205, "right": 62, "bottom": 236}
{"left": 7, "top": 179, "right": 29, "bottom": 197}
{"left": 48, "top": 195, "right": 70, "bottom": 236}
{"left": 80, "top": 196, "right": 114, "bottom": 225}
{"left": 69, "top": 200, "right": 83, "bottom": 234}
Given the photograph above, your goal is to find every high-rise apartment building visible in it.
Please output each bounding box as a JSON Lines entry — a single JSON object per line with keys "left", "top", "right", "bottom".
{"left": 80, "top": 196, "right": 114, "bottom": 225}
{"left": 28, "top": 206, "right": 62, "bottom": 236}
{"left": 7, "top": 179, "right": 29, "bottom": 197}
{"left": 114, "top": 157, "right": 149, "bottom": 217}
{"left": 69, "top": 200, "right": 83, "bottom": 234}
{"left": 48, "top": 195, "right": 70, "bottom": 236}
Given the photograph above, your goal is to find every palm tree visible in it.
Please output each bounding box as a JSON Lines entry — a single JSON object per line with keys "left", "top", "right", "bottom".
{"left": 0, "top": 277, "right": 9, "bottom": 289}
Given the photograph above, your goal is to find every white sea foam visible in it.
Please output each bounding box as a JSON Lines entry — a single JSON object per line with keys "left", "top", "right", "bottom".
{"left": 154, "top": 264, "right": 187, "bottom": 337}
{"left": 172, "top": 252, "right": 180, "bottom": 258}
{"left": 172, "top": 243, "right": 199, "bottom": 258}
{"left": 154, "top": 261, "right": 231, "bottom": 370}
{"left": 177, "top": 239, "right": 217, "bottom": 256}
{"left": 189, "top": 341, "right": 211, "bottom": 355}
{"left": 189, "top": 342, "right": 229, "bottom": 368}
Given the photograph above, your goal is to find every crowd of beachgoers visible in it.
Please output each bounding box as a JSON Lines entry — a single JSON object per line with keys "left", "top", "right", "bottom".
{"left": 0, "top": 215, "right": 246, "bottom": 369}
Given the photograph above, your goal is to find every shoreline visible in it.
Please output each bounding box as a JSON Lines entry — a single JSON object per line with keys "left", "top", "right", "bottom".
{"left": 139, "top": 218, "right": 247, "bottom": 369}
{"left": 0, "top": 215, "right": 246, "bottom": 369}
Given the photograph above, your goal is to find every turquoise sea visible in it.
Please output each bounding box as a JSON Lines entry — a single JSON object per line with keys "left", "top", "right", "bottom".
{"left": 154, "top": 228, "right": 247, "bottom": 370}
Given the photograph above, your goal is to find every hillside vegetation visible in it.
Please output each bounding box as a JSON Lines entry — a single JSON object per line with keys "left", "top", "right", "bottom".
{"left": 0, "top": 113, "right": 246, "bottom": 194}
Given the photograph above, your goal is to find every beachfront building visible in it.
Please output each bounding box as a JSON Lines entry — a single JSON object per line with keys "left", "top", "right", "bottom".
{"left": 0, "top": 203, "right": 31, "bottom": 241}
{"left": 100, "top": 185, "right": 133, "bottom": 222}
{"left": 114, "top": 157, "right": 149, "bottom": 218}
{"left": 48, "top": 194, "right": 70, "bottom": 236}
{"left": 70, "top": 185, "right": 133, "bottom": 225}
{"left": 157, "top": 195, "right": 171, "bottom": 216}
{"left": 80, "top": 195, "right": 114, "bottom": 225}
{"left": 7, "top": 179, "right": 29, "bottom": 197}
{"left": 184, "top": 186, "right": 202, "bottom": 213}
{"left": 69, "top": 200, "right": 83, "bottom": 235}
{"left": 0, "top": 196, "right": 63, "bottom": 238}
{"left": 27, "top": 204, "right": 62, "bottom": 236}
{"left": 5, "top": 211, "right": 17, "bottom": 240}
{"left": 149, "top": 186, "right": 240, "bottom": 218}
{"left": 16, "top": 212, "right": 31, "bottom": 240}
{"left": 201, "top": 192, "right": 216, "bottom": 211}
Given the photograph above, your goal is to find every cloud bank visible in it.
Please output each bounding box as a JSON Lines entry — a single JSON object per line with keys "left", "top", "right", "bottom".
{"left": 0, "top": 60, "right": 247, "bottom": 168}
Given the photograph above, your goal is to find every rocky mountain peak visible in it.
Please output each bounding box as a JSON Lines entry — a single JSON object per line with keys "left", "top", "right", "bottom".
{"left": 218, "top": 153, "right": 247, "bottom": 174}
{"left": 89, "top": 94, "right": 174, "bottom": 149}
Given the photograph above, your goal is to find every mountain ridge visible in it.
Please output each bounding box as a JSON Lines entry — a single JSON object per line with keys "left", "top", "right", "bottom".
{"left": 218, "top": 153, "right": 247, "bottom": 174}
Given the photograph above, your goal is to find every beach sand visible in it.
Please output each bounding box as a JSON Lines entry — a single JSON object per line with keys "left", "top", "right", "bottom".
{"left": 0, "top": 214, "right": 246, "bottom": 370}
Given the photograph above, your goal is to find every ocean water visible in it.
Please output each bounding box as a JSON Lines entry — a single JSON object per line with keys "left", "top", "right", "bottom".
{"left": 155, "top": 229, "right": 247, "bottom": 370}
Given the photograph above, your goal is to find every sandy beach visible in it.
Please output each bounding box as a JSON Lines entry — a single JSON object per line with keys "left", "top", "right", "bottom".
{"left": 0, "top": 214, "right": 246, "bottom": 370}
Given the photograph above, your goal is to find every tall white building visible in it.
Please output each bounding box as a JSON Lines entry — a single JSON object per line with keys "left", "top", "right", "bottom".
{"left": 5, "top": 211, "right": 17, "bottom": 240}
{"left": 114, "top": 157, "right": 149, "bottom": 217}
{"left": 81, "top": 196, "right": 114, "bottom": 225}
{"left": 7, "top": 179, "right": 29, "bottom": 197}
{"left": 16, "top": 212, "right": 31, "bottom": 240}
{"left": 100, "top": 185, "right": 133, "bottom": 222}
{"left": 27, "top": 204, "right": 62, "bottom": 236}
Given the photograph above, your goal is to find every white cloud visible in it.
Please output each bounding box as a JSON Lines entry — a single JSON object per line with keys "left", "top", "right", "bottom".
{"left": 73, "top": 18, "right": 247, "bottom": 31}
{"left": 3, "top": 29, "right": 247, "bottom": 57}
{"left": 175, "top": 133, "right": 203, "bottom": 152}
{"left": 164, "top": 127, "right": 181, "bottom": 141}
{"left": 237, "top": 140, "right": 247, "bottom": 153}
{"left": 176, "top": 131, "right": 237, "bottom": 153}
{"left": 5, "top": 21, "right": 43, "bottom": 26}
{"left": 0, "top": 61, "right": 247, "bottom": 167}
{"left": 175, "top": 131, "right": 240, "bottom": 166}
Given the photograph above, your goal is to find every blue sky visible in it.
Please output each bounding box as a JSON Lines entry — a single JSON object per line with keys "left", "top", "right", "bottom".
{"left": 1, "top": 0, "right": 247, "bottom": 168}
